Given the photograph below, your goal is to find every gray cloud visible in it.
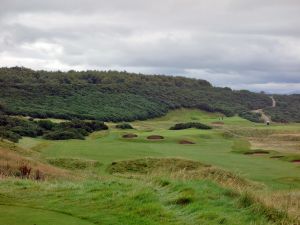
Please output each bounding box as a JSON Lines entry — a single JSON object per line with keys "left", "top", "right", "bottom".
{"left": 0, "top": 0, "right": 300, "bottom": 93}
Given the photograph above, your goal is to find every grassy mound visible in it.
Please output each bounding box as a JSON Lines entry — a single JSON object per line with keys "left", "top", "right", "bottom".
{"left": 47, "top": 158, "right": 102, "bottom": 169}
{"left": 107, "top": 158, "right": 207, "bottom": 174}
{"left": 107, "top": 158, "right": 260, "bottom": 191}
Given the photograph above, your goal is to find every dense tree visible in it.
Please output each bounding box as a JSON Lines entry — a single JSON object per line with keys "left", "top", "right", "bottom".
{"left": 238, "top": 111, "right": 263, "bottom": 123}
{"left": 265, "top": 95, "right": 300, "bottom": 122}
{"left": 0, "top": 67, "right": 276, "bottom": 122}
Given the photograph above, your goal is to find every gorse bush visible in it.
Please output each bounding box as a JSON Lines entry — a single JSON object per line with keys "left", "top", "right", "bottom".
{"left": 169, "top": 122, "right": 212, "bottom": 130}
{"left": 238, "top": 111, "right": 263, "bottom": 123}
{"left": 43, "top": 130, "right": 84, "bottom": 140}
{"left": 44, "top": 120, "right": 108, "bottom": 140}
{"left": 0, "top": 115, "right": 41, "bottom": 142}
{"left": 0, "top": 115, "right": 108, "bottom": 142}
{"left": 116, "top": 123, "right": 134, "bottom": 129}
{"left": 37, "top": 120, "right": 55, "bottom": 130}
{"left": 0, "top": 129, "right": 21, "bottom": 142}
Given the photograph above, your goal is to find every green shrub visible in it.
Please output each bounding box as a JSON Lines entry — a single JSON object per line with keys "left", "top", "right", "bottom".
{"left": 0, "top": 114, "right": 109, "bottom": 142}
{"left": 58, "top": 120, "right": 108, "bottom": 132}
{"left": 239, "top": 111, "right": 263, "bottom": 123}
{"left": 43, "top": 120, "right": 108, "bottom": 140}
{"left": 43, "top": 130, "right": 84, "bottom": 140}
{"left": 169, "top": 122, "right": 212, "bottom": 130}
{"left": 0, "top": 129, "right": 21, "bottom": 142}
{"left": 116, "top": 123, "right": 133, "bottom": 129}
{"left": 10, "top": 125, "right": 43, "bottom": 137}
{"left": 37, "top": 120, "right": 55, "bottom": 130}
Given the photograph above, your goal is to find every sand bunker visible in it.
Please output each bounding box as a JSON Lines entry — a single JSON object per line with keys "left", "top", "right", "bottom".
{"left": 270, "top": 155, "right": 284, "bottom": 159}
{"left": 244, "top": 150, "right": 269, "bottom": 155}
{"left": 179, "top": 140, "right": 195, "bottom": 144}
{"left": 122, "top": 133, "right": 138, "bottom": 138}
{"left": 291, "top": 160, "right": 300, "bottom": 164}
{"left": 147, "top": 135, "right": 164, "bottom": 140}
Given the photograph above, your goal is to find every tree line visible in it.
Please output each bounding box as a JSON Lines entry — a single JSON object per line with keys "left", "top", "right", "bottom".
{"left": 0, "top": 67, "right": 276, "bottom": 122}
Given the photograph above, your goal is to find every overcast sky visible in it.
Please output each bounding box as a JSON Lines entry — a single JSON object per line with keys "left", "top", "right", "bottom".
{"left": 0, "top": 0, "right": 300, "bottom": 93}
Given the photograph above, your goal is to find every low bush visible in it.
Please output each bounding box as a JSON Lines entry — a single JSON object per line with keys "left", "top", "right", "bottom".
{"left": 0, "top": 115, "right": 109, "bottom": 142}
{"left": 37, "top": 120, "right": 55, "bottom": 130}
{"left": 58, "top": 120, "right": 108, "bottom": 132}
{"left": 43, "top": 130, "right": 84, "bottom": 140}
{"left": 116, "top": 123, "right": 133, "bottom": 129}
{"left": 0, "top": 129, "right": 21, "bottom": 142}
{"left": 169, "top": 122, "right": 212, "bottom": 130}
{"left": 239, "top": 111, "right": 263, "bottom": 123}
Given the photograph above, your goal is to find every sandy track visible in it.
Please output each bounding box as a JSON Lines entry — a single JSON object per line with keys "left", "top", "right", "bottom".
{"left": 252, "top": 96, "right": 276, "bottom": 123}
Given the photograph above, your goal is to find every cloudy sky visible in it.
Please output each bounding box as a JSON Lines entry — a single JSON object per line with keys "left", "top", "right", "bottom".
{"left": 1, "top": 0, "right": 300, "bottom": 93}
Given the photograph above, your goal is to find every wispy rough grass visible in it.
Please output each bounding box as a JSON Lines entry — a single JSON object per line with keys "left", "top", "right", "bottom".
{"left": 47, "top": 158, "right": 102, "bottom": 170}
{"left": 108, "top": 157, "right": 300, "bottom": 224}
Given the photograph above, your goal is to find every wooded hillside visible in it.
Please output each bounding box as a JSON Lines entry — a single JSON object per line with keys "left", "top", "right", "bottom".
{"left": 0, "top": 67, "right": 277, "bottom": 122}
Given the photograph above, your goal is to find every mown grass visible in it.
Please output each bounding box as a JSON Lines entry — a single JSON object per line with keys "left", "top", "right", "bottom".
{"left": 27, "top": 126, "right": 300, "bottom": 189}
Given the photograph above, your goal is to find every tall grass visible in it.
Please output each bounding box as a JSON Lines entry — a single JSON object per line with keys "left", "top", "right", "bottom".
{"left": 109, "top": 157, "right": 300, "bottom": 224}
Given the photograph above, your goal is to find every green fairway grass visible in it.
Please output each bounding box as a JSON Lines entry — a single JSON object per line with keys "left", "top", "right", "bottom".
{"left": 17, "top": 109, "right": 300, "bottom": 189}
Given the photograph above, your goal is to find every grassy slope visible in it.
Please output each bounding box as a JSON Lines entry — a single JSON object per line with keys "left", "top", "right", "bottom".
{"left": 1, "top": 109, "right": 299, "bottom": 225}
{"left": 0, "top": 178, "right": 277, "bottom": 225}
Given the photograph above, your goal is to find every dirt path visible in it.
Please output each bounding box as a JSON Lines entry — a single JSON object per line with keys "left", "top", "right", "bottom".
{"left": 271, "top": 96, "right": 276, "bottom": 107}
{"left": 252, "top": 109, "right": 271, "bottom": 123}
{"left": 252, "top": 96, "right": 276, "bottom": 123}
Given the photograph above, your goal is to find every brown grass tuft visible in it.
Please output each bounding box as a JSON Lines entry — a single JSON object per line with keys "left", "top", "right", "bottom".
{"left": 0, "top": 146, "right": 72, "bottom": 180}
